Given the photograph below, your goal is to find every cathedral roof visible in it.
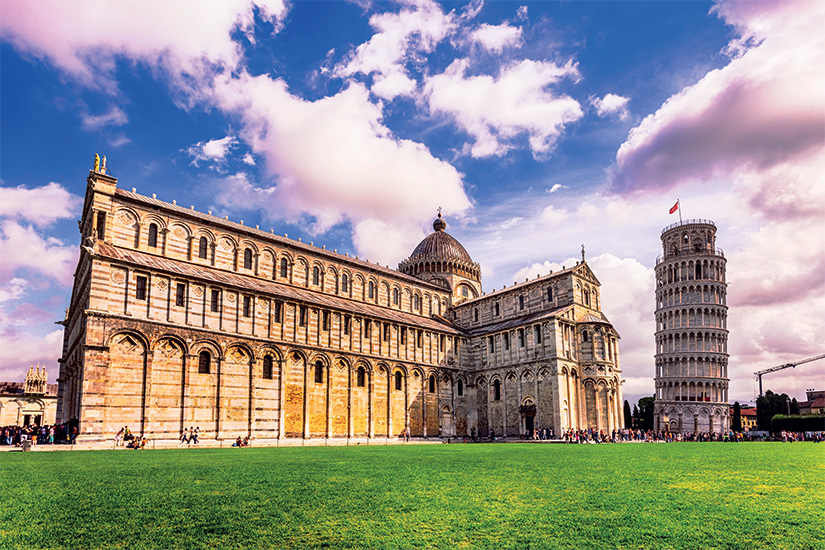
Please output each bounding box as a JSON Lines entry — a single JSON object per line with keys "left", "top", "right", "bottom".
{"left": 408, "top": 213, "right": 474, "bottom": 264}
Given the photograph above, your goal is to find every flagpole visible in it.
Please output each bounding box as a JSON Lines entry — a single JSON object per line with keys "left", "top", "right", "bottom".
{"left": 678, "top": 199, "right": 682, "bottom": 223}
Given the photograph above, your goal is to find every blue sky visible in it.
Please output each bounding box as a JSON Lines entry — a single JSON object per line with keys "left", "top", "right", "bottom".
{"left": 1, "top": 0, "right": 823, "bottom": 406}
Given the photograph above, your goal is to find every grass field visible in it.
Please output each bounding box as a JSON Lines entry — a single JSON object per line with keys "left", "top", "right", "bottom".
{"left": 1, "top": 442, "right": 823, "bottom": 549}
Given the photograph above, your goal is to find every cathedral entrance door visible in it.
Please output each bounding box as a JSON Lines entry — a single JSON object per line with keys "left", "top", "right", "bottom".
{"left": 525, "top": 415, "right": 534, "bottom": 434}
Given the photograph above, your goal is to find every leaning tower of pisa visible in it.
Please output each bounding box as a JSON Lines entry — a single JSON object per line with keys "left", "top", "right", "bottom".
{"left": 653, "top": 219, "right": 730, "bottom": 434}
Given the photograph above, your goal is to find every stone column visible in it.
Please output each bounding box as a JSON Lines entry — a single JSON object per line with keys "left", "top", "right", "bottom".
{"left": 326, "top": 362, "right": 333, "bottom": 439}
{"left": 277, "top": 358, "right": 286, "bottom": 440}
{"left": 347, "top": 368, "right": 354, "bottom": 438}
{"left": 368, "top": 369, "right": 375, "bottom": 439}
{"left": 302, "top": 360, "right": 310, "bottom": 439}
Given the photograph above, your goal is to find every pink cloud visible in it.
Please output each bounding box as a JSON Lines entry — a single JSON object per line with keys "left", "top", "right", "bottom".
{"left": 212, "top": 74, "right": 472, "bottom": 263}
{"left": 0, "top": 0, "right": 287, "bottom": 96}
{"left": 0, "top": 183, "right": 80, "bottom": 226}
{"left": 610, "top": 0, "right": 825, "bottom": 197}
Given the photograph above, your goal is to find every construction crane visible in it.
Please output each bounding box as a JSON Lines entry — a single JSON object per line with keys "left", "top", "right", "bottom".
{"left": 755, "top": 353, "right": 825, "bottom": 397}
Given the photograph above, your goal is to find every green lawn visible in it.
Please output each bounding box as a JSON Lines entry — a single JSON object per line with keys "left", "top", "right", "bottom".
{"left": 1, "top": 443, "right": 823, "bottom": 549}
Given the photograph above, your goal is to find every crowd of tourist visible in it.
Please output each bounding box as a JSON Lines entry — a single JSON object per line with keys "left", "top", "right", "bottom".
{"left": 559, "top": 428, "right": 824, "bottom": 443}
{"left": 1, "top": 423, "right": 78, "bottom": 446}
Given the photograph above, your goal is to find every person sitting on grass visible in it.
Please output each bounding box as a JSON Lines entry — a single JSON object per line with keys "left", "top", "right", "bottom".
{"left": 243, "top": 436, "right": 250, "bottom": 447}
{"left": 233, "top": 436, "right": 243, "bottom": 447}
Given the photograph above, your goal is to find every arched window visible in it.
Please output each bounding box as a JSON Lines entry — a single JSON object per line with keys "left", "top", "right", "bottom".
{"left": 148, "top": 223, "right": 158, "bottom": 248}
{"left": 280, "top": 258, "right": 288, "bottom": 278}
{"left": 582, "top": 330, "right": 589, "bottom": 343}
{"left": 393, "top": 288, "right": 399, "bottom": 306}
{"left": 519, "top": 295, "right": 525, "bottom": 310}
{"left": 342, "top": 274, "right": 349, "bottom": 293}
{"left": 494, "top": 302, "right": 500, "bottom": 316}
{"left": 314, "top": 361, "right": 323, "bottom": 384}
{"left": 547, "top": 287, "right": 553, "bottom": 301}
{"left": 198, "top": 350, "right": 211, "bottom": 374}
{"left": 493, "top": 379, "right": 501, "bottom": 401}
{"left": 312, "top": 266, "right": 320, "bottom": 286}
{"left": 243, "top": 248, "right": 253, "bottom": 270}
{"left": 356, "top": 367, "right": 366, "bottom": 387}
{"left": 474, "top": 308, "right": 478, "bottom": 322}
{"left": 263, "top": 355, "right": 274, "bottom": 379}
{"left": 518, "top": 328, "right": 525, "bottom": 347}
{"left": 368, "top": 281, "right": 375, "bottom": 300}
{"left": 198, "top": 237, "right": 208, "bottom": 259}
{"left": 413, "top": 294, "right": 421, "bottom": 311}
{"left": 394, "top": 371, "right": 403, "bottom": 391}
{"left": 503, "top": 333, "right": 510, "bottom": 350}
{"left": 457, "top": 379, "right": 464, "bottom": 396}
{"left": 584, "top": 289, "right": 591, "bottom": 307}
{"left": 428, "top": 375, "right": 436, "bottom": 393}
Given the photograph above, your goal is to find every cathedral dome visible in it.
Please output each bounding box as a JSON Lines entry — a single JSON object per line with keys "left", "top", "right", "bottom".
{"left": 409, "top": 213, "right": 473, "bottom": 264}
{"left": 399, "top": 211, "right": 481, "bottom": 285}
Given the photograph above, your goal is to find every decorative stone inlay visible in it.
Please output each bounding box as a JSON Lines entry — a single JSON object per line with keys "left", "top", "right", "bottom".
{"left": 258, "top": 298, "right": 268, "bottom": 309}
{"left": 193, "top": 286, "right": 204, "bottom": 298}
{"left": 173, "top": 226, "right": 186, "bottom": 239}
{"left": 220, "top": 238, "right": 233, "bottom": 251}
{"left": 118, "top": 211, "right": 133, "bottom": 224}
{"left": 156, "top": 279, "right": 168, "bottom": 291}
{"left": 226, "top": 293, "right": 236, "bottom": 302}
{"left": 111, "top": 270, "right": 126, "bottom": 284}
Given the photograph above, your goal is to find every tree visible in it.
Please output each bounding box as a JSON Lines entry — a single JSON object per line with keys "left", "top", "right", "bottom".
{"left": 632, "top": 405, "right": 639, "bottom": 428}
{"left": 623, "top": 400, "right": 632, "bottom": 429}
{"left": 756, "top": 390, "right": 794, "bottom": 431}
{"left": 637, "top": 396, "right": 655, "bottom": 431}
{"left": 732, "top": 401, "right": 742, "bottom": 432}
{"left": 791, "top": 398, "right": 800, "bottom": 415}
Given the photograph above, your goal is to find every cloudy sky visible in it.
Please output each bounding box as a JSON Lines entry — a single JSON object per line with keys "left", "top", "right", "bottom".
{"left": 1, "top": 0, "right": 823, "bottom": 406}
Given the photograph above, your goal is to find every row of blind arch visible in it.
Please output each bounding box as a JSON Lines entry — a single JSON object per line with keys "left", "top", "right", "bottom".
{"left": 195, "top": 350, "right": 466, "bottom": 396}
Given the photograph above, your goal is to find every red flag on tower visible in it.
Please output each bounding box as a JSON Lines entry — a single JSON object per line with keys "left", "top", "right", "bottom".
{"left": 669, "top": 200, "right": 679, "bottom": 214}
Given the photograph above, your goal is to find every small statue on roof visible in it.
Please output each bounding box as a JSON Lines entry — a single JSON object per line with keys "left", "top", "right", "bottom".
{"left": 94, "top": 153, "right": 100, "bottom": 172}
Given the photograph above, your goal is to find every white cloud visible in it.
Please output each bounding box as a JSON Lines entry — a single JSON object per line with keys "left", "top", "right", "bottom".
{"left": 0, "top": 182, "right": 81, "bottom": 227}
{"left": 0, "top": 220, "right": 78, "bottom": 285}
{"left": 0, "top": 0, "right": 287, "bottom": 96}
{"left": 547, "top": 183, "right": 566, "bottom": 194}
{"left": 470, "top": 23, "right": 523, "bottom": 53}
{"left": 186, "top": 136, "right": 237, "bottom": 167}
{"left": 212, "top": 74, "right": 472, "bottom": 259}
{"left": 591, "top": 93, "right": 630, "bottom": 121}
{"left": 335, "top": 0, "right": 455, "bottom": 100}
{"left": 81, "top": 106, "right": 128, "bottom": 131}
{"left": 423, "top": 58, "right": 583, "bottom": 158}
{"left": 242, "top": 152, "right": 256, "bottom": 166}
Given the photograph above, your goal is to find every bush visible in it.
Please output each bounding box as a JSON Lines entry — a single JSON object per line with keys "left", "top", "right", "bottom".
{"left": 771, "top": 414, "right": 825, "bottom": 432}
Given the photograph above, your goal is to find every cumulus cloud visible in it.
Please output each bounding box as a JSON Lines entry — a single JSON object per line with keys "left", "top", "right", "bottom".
{"left": 212, "top": 74, "right": 472, "bottom": 259}
{"left": 186, "top": 136, "right": 238, "bottom": 167}
{"left": 0, "top": 183, "right": 81, "bottom": 226}
{"left": 424, "top": 58, "right": 583, "bottom": 158}
{"left": 547, "top": 183, "right": 566, "bottom": 194}
{"left": 0, "top": 221, "right": 79, "bottom": 285}
{"left": 335, "top": 0, "right": 455, "bottom": 100}
{"left": 611, "top": 0, "right": 824, "bottom": 194}
{"left": 591, "top": 93, "right": 630, "bottom": 121}
{"left": 470, "top": 23, "right": 523, "bottom": 53}
{"left": 242, "top": 152, "right": 256, "bottom": 166}
{"left": 0, "top": 0, "right": 287, "bottom": 96}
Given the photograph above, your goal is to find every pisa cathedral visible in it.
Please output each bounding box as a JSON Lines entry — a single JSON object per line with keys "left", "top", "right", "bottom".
{"left": 653, "top": 220, "right": 730, "bottom": 434}
{"left": 57, "top": 162, "right": 623, "bottom": 443}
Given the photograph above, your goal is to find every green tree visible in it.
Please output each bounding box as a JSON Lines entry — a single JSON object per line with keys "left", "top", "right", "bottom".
{"left": 623, "top": 400, "right": 632, "bottom": 428}
{"left": 791, "top": 398, "right": 800, "bottom": 415}
{"left": 732, "top": 401, "right": 742, "bottom": 432}
{"left": 756, "top": 390, "right": 794, "bottom": 431}
{"left": 637, "top": 396, "right": 655, "bottom": 430}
